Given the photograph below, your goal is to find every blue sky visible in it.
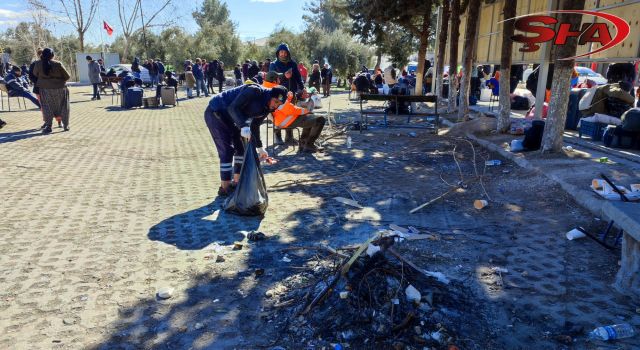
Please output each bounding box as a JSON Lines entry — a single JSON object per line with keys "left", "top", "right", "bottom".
{"left": 0, "top": 0, "right": 306, "bottom": 45}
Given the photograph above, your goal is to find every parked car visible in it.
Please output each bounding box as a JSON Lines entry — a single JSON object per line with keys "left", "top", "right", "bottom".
{"left": 575, "top": 66, "right": 607, "bottom": 85}
{"left": 107, "top": 64, "right": 152, "bottom": 86}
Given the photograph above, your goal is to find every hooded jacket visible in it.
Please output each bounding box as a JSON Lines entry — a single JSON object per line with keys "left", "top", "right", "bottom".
{"left": 269, "top": 43, "right": 305, "bottom": 95}
{"left": 583, "top": 83, "right": 635, "bottom": 116}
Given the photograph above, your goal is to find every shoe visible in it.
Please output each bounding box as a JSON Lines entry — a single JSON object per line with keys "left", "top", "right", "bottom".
{"left": 304, "top": 143, "right": 325, "bottom": 153}
{"left": 63, "top": 126, "right": 70, "bottom": 132}
{"left": 275, "top": 135, "right": 285, "bottom": 145}
{"left": 42, "top": 127, "right": 52, "bottom": 134}
{"left": 0, "top": 120, "right": 6, "bottom": 129}
{"left": 285, "top": 137, "right": 297, "bottom": 146}
{"left": 40, "top": 123, "right": 46, "bottom": 129}
{"left": 217, "top": 186, "right": 233, "bottom": 197}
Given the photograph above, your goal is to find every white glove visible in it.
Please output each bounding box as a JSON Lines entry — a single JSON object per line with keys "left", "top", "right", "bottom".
{"left": 257, "top": 147, "right": 268, "bottom": 160}
{"left": 240, "top": 126, "right": 251, "bottom": 139}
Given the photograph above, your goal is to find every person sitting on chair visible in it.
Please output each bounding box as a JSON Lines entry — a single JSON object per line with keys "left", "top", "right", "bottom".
{"left": 4, "top": 66, "right": 41, "bottom": 108}
{"left": 263, "top": 71, "right": 325, "bottom": 153}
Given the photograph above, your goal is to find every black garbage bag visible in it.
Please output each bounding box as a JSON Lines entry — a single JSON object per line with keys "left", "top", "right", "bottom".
{"left": 224, "top": 138, "right": 268, "bottom": 216}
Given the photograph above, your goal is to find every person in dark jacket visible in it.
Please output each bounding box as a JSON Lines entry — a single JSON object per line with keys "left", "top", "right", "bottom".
{"left": 216, "top": 62, "right": 225, "bottom": 93}
{"left": 5, "top": 66, "right": 40, "bottom": 108}
{"left": 193, "top": 58, "right": 208, "bottom": 97}
{"left": 155, "top": 58, "right": 165, "bottom": 83}
{"left": 242, "top": 60, "right": 250, "bottom": 81}
{"left": 320, "top": 63, "right": 333, "bottom": 97}
{"left": 308, "top": 63, "right": 321, "bottom": 92}
{"left": 87, "top": 56, "right": 102, "bottom": 100}
{"left": 204, "top": 84, "right": 288, "bottom": 196}
{"left": 269, "top": 43, "right": 308, "bottom": 145}
{"left": 207, "top": 60, "right": 218, "bottom": 94}
{"left": 131, "top": 57, "right": 141, "bottom": 77}
{"left": 248, "top": 60, "right": 260, "bottom": 80}
{"left": 234, "top": 64, "right": 242, "bottom": 86}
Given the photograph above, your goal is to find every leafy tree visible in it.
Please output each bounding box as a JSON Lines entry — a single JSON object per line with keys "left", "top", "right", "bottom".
{"left": 310, "top": 29, "right": 370, "bottom": 80}
{"left": 265, "top": 26, "right": 309, "bottom": 63}
{"left": 344, "top": 0, "right": 435, "bottom": 94}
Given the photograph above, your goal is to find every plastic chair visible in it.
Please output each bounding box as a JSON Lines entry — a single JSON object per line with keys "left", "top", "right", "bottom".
{"left": 110, "top": 82, "right": 122, "bottom": 106}
{"left": 0, "top": 83, "right": 27, "bottom": 111}
{"left": 264, "top": 118, "right": 302, "bottom": 155}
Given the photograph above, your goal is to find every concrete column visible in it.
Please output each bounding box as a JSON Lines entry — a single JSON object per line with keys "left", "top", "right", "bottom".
{"left": 615, "top": 233, "right": 640, "bottom": 297}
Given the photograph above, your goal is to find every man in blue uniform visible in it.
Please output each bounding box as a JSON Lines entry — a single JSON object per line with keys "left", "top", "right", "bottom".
{"left": 205, "top": 84, "right": 288, "bottom": 196}
{"left": 4, "top": 66, "right": 40, "bottom": 108}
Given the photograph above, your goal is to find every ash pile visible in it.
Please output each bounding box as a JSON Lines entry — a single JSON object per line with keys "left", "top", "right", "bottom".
{"left": 263, "top": 228, "right": 491, "bottom": 349}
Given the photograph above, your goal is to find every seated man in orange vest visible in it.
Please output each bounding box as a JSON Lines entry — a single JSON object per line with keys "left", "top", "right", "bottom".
{"left": 264, "top": 71, "right": 326, "bottom": 153}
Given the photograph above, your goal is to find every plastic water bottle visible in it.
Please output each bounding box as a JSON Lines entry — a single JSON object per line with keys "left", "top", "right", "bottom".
{"left": 346, "top": 136, "right": 352, "bottom": 149}
{"left": 588, "top": 323, "right": 635, "bottom": 341}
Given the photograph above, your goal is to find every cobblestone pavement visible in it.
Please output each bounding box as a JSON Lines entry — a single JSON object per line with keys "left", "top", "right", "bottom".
{"left": 0, "top": 86, "right": 638, "bottom": 349}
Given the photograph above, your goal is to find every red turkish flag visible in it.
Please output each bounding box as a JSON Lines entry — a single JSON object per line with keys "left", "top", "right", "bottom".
{"left": 103, "top": 21, "right": 114, "bottom": 36}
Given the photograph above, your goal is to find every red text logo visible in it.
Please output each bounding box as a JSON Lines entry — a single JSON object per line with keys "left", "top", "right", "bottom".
{"left": 509, "top": 10, "right": 630, "bottom": 60}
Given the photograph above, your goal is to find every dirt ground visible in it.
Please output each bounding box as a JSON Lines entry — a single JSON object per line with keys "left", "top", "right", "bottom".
{"left": 1, "top": 87, "right": 638, "bottom": 349}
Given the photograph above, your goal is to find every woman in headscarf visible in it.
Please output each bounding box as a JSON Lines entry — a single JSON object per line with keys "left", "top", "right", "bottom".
{"left": 32, "top": 48, "right": 71, "bottom": 134}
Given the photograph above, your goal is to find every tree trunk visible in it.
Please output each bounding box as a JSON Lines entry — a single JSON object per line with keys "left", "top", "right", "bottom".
{"left": 79, "top": 30, "right": 85, "bottom": 52}
{"left": 541, "top": 0, "right": 586, "bottom": 153}
{"left": 448, "top": 0, "right": 461, "bottom": 113}
{"left": 435, "top": 0, "right": 450, "bottom": 103}
{"left": 414, "top": 7, "right": 432, "bottom": 96}
{"left": 497, "top": 0, "right": 517, "bottom": 133}
{"left": 123, "top": 36, "right": 130, "bottom": 63}
{"left": 375, "top": 50, "right": 382, "bottom": 70}
{"left": 457, "top": 0, "right": 481, "bottom": 121}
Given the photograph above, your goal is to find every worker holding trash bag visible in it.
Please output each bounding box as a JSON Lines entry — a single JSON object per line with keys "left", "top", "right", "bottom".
{"left": 204, "top": 83, "right": 288, "bottom": 197}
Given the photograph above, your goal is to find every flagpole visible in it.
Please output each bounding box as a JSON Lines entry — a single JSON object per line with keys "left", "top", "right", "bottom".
{"left": 98, "top": 4, "right": 106, "bottom": 55}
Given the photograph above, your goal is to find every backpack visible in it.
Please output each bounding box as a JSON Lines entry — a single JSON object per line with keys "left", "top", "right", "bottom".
{"left": 511, "top": 96, "right": 530, "bottom": 110}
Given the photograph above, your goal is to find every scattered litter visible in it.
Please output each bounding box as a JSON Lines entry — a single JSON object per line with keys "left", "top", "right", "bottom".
{"left": 194, "top": 322, "right": 204, "bottom": 330}
{"left": 215, "top": 255, "right": 225, "bottom": 263}
{"left": 247, "top": 231, "right": 267, "bottom": 241}
{"left": 474, "top": 199, "right": 488, "bottom": 210}
{"left": 491, "top": 267, "right": 509, "bottom": 274}
{"left": 282, "top": 256, "right": 292, "bottom": 263}
{"left": 405, "top": 285, "right": 421, "bottom": 303}
{"left": 408, "top": 132, "right": 417, "bottom": 138}
{"left": 598, "top": 157, "right": 609, "bottom": 163}
{"left": 510, "top": 140, "right": 524, "bottom": 152}
{"left": 157, "top": 287, "right": 174, "bottom": 300}
{"left": 255, "top": 268, "right": 265, "bottom": 277}
{"left": 589, "top": 323, "right": 635, "bottom": 341}
{"left": 233, "top": 242, "right": 243, "bottom": 250}
{"left": 424, "top": 270, "right": 450, "bottom": 285}
{"left": 339, "top": 291, "right": 349, "bottom": 299}
{"left": 213, "top": 299, "right": 220, "bottom": 303}
{"left": 333, "top": 196, "right": 363, "bottom": 209}
{"left": 391, "top": 298, "right": 399, "bottom": 305}
{"left": 62, "top": 318, "right": 76, "bottom": 326}
{"left": 80, "top": 295, "right": 88, "bottom": 301}
{"left": 366, "top": 244, "right": 381, "bottom": 257}
{"left": 562, "top": 145, "right": 574, "bottom": 152}
{"left": 631, "top": 184, "right": 640, "bottom": 192}
{"left": 591, "top": 179, "right": 640, "bottom": 201}
{"left": 485, "top": 160, "right": 502, "bottom": 166}
{"left": 566, "top": 228, "right": 586, "bottom": 241}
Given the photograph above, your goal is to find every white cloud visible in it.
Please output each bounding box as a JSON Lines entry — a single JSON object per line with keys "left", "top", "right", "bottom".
{"left": 0, "top": 9, "right": 28, "bottom": 18}
{"left": 250, "top": 0, "right": 285, "bottom": 3}
{"left": 0, "top": 20, "right": 20, "bottom": 26}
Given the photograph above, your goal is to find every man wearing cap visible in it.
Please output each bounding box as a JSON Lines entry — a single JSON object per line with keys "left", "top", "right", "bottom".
{"left": 269, "top": 43, "right": 309, "bottom": 146}
{"left": 263, "top": 71, "right": 326, "bottom": 153}
{"left": 204, "top": 83, "right": 288, "bottom": 196}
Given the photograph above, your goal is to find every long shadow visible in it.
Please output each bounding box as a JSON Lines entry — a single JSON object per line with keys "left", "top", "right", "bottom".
{"left": 148, "top": 198, "right": 257, "bottom": 250}
{"left": 0, "top": 128, "right": 44, "bottom": 144}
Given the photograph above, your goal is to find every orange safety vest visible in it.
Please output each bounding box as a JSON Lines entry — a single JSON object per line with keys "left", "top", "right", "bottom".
{"left": 262, "top": 82, "right": 308, "bottom": 128}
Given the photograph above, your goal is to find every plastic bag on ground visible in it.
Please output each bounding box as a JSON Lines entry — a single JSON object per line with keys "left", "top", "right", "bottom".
{"left": 224, "top": 138, "right": 268, "bottom": 216}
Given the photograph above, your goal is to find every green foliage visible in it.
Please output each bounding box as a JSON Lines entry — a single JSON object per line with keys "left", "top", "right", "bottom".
{"left": 310, "top": 29, "right": 370, "bottom": 78}
{"left": 265, "top": 26, "right": 310, "bottom": 63}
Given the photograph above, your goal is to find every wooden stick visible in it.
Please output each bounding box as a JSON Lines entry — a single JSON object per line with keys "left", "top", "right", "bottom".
{"left": 409, "top": 187, "right": 458, "bottom": 214}
{"left": 387, "top": 247, "right": 427, "bottom": 277}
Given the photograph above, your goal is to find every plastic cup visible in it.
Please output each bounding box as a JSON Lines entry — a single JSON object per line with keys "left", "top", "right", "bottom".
{"left": 474, "top": 200, "right": 488, "bottom": 210}
{"left": 566, "top": 228, "right": 586, "bottom": 240}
